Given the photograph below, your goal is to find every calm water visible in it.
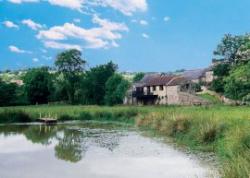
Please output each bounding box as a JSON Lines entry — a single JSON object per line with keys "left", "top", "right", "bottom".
{"left": 0, "top": 122, "right": 218, "bottom": 178}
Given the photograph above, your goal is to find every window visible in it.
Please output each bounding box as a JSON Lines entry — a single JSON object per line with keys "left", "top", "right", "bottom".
{"left": 159, "top": 85, "right": 164, "bottom": 91}
{"left": 153, "top": 86, "right": 156, "bottom": 91}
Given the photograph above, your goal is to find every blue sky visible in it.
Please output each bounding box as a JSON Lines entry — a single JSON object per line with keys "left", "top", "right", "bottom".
{"left": 1, "top": 0, "right": 250, "bottom": 72}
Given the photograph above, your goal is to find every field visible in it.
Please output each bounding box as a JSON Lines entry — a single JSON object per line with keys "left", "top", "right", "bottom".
{"left": 0, "top": 105, "right": 250, "bottom": 178}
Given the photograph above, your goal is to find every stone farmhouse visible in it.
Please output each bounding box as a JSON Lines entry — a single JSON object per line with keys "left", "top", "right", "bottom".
{"left": 124, "top": 68, "right": 213, "bottom": 105}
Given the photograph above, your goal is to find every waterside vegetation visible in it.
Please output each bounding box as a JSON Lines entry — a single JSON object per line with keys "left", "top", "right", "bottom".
{"left": 0, "top": 105, "right": 250, "bottom": 178}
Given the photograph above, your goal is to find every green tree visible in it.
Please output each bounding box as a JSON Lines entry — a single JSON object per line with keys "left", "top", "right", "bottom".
{"left": 213, "top": 63, "right": 231, "bottom": 77}
{"left": 213, "top": 34, "right": 247, "bottom": 63}
{"left": 211, "top": 78, "right": 225, "bottom": 93}
{"left": 23, "top": 67, "right": 52, "bottom": 104}
{"left": 82, "top": 61, "right": 117, "bottom": 105}
{"left": 133, "top": 72, "right": 145, "bottom": 82}
{"left": 55, "top": 49, "right": 86, "bottom": 104}
{"left": 0, "top": 78, "right": 18, "bottom": 106}
{"left": 104, "top": 74, "right": 130, "bottom": 105}
{"left": 224, "top": 62, "right": 250, "bottom": 100}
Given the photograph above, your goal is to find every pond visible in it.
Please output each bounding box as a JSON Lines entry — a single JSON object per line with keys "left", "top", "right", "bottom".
{"left": 0, "top": 121, "right": 218, "bottom": 178}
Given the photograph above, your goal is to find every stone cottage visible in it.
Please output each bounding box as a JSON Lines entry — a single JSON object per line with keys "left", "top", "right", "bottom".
{"left": 124, "top": 74, "right": 209, "bottom": 105}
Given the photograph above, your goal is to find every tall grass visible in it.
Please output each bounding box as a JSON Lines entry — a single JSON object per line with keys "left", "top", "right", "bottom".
{"left": 136, "top": 106, "right": 250, "bottom": 178}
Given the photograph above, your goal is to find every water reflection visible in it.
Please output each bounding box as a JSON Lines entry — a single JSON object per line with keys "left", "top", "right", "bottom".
{"left": 0, "top": 122, "right": 219, "bottom": 178}
{"left": 0, "top": 122, "right": 125, "bottom": 163}
{"left": 55, "top": 128, "right": 86, "bottom": 162}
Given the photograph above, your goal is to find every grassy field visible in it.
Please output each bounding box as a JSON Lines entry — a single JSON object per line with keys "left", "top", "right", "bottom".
{"left": 0, "top": 104, "right": 250, "bottom": 178}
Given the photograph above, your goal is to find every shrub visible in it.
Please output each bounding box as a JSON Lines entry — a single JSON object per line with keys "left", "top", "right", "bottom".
{"left": 0, "top": 110, "right": 32, "bottom": 123}
{"left": 58, "top": 114, "right": 75, "bottom": 121}
{"left": 78, "top": 111, "right": 93, "bottom": 121}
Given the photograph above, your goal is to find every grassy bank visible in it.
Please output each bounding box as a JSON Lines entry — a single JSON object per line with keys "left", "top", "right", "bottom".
{"left": 0, "top": 105, "right": 249, "bottom": 178}
{"left": 0, "top": 105, "right": 139, "bottom": 124}
{"left": 136, "top": 106, "right": 250, "bottom": 178}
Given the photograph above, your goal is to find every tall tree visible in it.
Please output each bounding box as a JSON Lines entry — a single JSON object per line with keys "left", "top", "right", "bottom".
{"left": 213, "top": 34, "right": 247, "bottom": 63}
{"left": 23, "top": 67, "right": 52, "bottom": 104}
{"left": 104, "top": 74, "right": 130, "bottom": 106}
{"left": 55, "top": 49, "right": 85, "bottom": 104}
{"left": 0, "top": 78, "right": 18, "bottom": 106}
{"left": 82, "top": 61, "right": 117, "bottom": 105}
{"left": 224, "top": 61, "right": 250, "bottom": 100}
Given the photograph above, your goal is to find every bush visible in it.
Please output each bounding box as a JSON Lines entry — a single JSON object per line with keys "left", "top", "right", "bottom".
{"left": 0, "top": 110, "right": 32, "bottom": 123}
{"left": 58, "top": 114, "right": 75, "bottom": 121}
{"left": 78, "top": 111, "right": 93, "bottom": 121}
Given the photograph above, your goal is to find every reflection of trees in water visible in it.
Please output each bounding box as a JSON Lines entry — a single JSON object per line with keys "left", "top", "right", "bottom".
{"left": 0, "top": 125, "right": 29, "bottom": 136}
{"left": 24, "top": 125, "right": 58, "bottom": 145}
{"left": 54, "top": 127, "right": 123, "bottom": 163}
{"left": 0, "top": 123, "right": 125, "bottom": 163}
{"left": 55, "top": 129, "right": 87, "bottom": 163}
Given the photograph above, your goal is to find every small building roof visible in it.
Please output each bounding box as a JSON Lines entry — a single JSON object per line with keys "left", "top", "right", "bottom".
{"left": 182, "top": 69, "right": 207, "bottom": 80}
{"left": 134, "top": 74, "right": 189, "bottom": 87}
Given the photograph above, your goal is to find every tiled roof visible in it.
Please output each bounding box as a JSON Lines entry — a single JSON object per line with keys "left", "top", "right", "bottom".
{"left": 182, "top": 69, "right": 207, "bottom": 80}
{"left": 167, "top": 76, "right": 188, "bottom": 86}
{"left": 146, "top": 75, "right": 175, "bottom": 86}
{"left": 136, "top": 74, "right": 188, "bottom": 87}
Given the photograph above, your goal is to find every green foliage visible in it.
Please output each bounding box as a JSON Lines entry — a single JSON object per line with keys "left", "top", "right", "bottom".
{"left": 104, "top": 74, "right": 130, "bottom": 106}
{"left": 23, "top": 67, "right": 52, "bottom": 104}
{"left": 211, "top": 34, "right": 250, "bottom": 101}
{"left": 213, "top": 34, "right": 248, "bottom": 62}
{"left": 55, "top": 49, "right": 86, "bottom": 104}
{"left": 213, "top": 63, "right": 231, "bottom": 77}
{"left": 211, "top": 78, "right": 225, "bottom": 93}
{"left": 0, "top": 78, "right": 18, "bottom": 106}
{"left": 81, "top": 61, "right": 117, "bottom": 105}
{"left": 224, "top": 62, "right": 250, "bottom": 100}
{"left": 133, "top": 72, "right": 145, "bottom": 82}
{"left": 78, "top": 111, "right": 93, "bottom": 120}
{"left": 0, "top": 110, "right": 32, "bottom": 123}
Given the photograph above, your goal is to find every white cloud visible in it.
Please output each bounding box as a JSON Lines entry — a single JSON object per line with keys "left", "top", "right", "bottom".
{"left": 142, "top": 33, "right": 149, "bottom": 39}
{"left": 163, "top": 16, "right": 171, "bottom": 22}
{"left": 44, "top": 41, "right": 82, "bottom": 51}
{"left": 8, "top": 0, "right": 39, "bottom": 3}
{"left": 9, "top": 45, "right": 31, "bottom": 54}
{"left": 139, "top": 20, "right": 148, "bottom": 25}
{"left": 8, "top": 0, "right": 148, "bottom": 16}
{"left": 3, "top": 21, "right": 19, "bottom": 28}
{"left": 22, "top": 19, "right": 43, "bottom": 30}
{"left": 73, "top": 18, "right": 81, "bottom": 23}
{"left": 32, "top": 58, "right": 39, "bottom": 62}
{"left": 95, "top": 0, "right": 148, "bottom": 16}
{"left": 47, "top": 0, "right": 83, "bottom": 11}
{"left": 37, "top": 15, "right": 128, "bottom": 49}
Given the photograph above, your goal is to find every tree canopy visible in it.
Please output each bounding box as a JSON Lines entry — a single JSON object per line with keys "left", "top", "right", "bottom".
{"left": 82, "top": 61, "right": 117, "bottom": 105}
{"left": 105, "top": 74, "right": 130, "bottom": 105}
{"left": 23, "top": 67, "right": 52, "bottom": 104}
{"left": 55, "top": 49, "right": 86, "bottom": 104}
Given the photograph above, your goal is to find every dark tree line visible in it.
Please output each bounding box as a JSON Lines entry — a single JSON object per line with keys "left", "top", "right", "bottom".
{"left": 0, "top": 49, "right": 130, "bottom": 106}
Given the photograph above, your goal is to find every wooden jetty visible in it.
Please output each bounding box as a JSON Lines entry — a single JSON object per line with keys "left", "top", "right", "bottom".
{"left": 38, "top": 113, "right": 58, "bottom": 124}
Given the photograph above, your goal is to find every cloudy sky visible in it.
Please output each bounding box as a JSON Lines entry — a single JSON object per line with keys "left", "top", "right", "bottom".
{"left": 1, "top": 0, "right": 250, "bottom": 72}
